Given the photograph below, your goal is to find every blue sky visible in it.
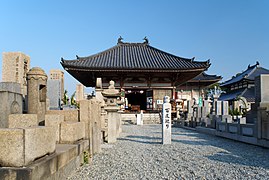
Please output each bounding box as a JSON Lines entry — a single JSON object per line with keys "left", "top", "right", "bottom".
{"left": 1, "top": 0, "right": 269, "bottom": 95}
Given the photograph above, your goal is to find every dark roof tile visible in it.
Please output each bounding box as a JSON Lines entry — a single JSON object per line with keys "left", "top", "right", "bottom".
{"left": 61, "top": 42, "right": 210, "bottom": 72}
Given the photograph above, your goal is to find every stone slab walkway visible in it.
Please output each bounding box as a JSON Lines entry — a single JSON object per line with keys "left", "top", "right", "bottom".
{"left": 68, "top": 124, "right": 269, "bottom": 179}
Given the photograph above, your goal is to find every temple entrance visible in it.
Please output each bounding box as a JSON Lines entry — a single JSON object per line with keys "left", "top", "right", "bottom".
{"left": 125, "top": 89, "right": 147, "bottom": 111}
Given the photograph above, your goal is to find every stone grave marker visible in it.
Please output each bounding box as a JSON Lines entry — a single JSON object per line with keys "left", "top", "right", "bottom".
{"left": 162, "top": 96, "right": 171, "bottom": 144}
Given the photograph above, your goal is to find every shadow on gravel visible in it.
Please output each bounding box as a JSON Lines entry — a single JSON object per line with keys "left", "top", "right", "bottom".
{"left": 172, "top": 127, "right": 269, "bottom": 169}
{"left": 118, "top": 135, "right": 162, "bottom": 144}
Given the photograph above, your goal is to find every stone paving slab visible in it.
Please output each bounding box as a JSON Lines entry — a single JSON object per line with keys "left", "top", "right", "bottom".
{"left": 68, "top": 124, "right": 269, "bottom": 179}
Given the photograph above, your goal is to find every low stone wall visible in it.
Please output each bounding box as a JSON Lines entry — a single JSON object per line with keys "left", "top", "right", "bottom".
{"left": 194, "top": 124, "right": 269, "bottom": 148}
{"left": 121, "top": 113, "right": 161, "bottom": 124}
{"left": 60, "top": 122, "right": 85, "bottom": 144}
{"left": 8, "top": 114, "right": 38, "bottom": 128}
{"left": 0, "top": 140, "right": 89, "bottom": 180}
{"left": 46, "top": 110, "right": 79, "bottom": 122}
{"left": 45, "top": 114, "right": 65, "bottom": 143}
{"left": 0, "top": 126, "right": 56, "bottom": 167}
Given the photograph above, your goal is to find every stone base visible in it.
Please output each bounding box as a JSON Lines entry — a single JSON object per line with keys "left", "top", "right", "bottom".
{"left": 0, "top": 140, "right": 89, "bottom": 180}
{"left": 45, "top": 114, "right": 65, "bottom": 143}
{"left": 0, "top": 126, "right": 56, "bottom": 167}
{"left": 60, "top": 122, "right": 85, "bottom": 144}
{"left": 8, "top": 114, "right": 38, "bottom": 128}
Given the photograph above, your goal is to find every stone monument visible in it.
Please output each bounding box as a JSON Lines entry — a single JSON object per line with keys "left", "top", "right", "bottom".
{"left": 27, "top": 67, "right": 47, "bottom": 124}
{"left": 0, "top": 82, "right": 23, "bottom": 128}
{"left": 162, "top": 96, "right": 171, "bottom": 144}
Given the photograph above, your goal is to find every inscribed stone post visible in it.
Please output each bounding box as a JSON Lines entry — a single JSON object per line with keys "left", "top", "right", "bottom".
{"left": 162, "top": 96, "right": 171, "bottom": 144}
{"left": 215, "top": 101, "right": 222, "bottom": 115}
{"left": 222, "top": 101, "right": 229, "bottom": 115}
{"left": 90, "top": 99, "right": 101, "bottom": 154}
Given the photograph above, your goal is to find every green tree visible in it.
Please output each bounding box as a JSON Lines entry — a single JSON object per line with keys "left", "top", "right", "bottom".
{"left": 62, "top": 90, "right": 69, "bottom": 105}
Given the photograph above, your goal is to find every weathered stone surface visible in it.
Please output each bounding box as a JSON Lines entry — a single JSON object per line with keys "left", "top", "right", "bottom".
{"left": 0, "top": 126, "right": 56, "bottom": 167}
{"left": 0, "top": 140, "right": 89, "bottom": 180}
{"left": 47, "top": 79, "right": 62, "bottom": 110}
{"left": 0, "top": 82, "right": 21, "bottom": 93}
{"left": 79, "top": 100, "right": 90, "bottom": 139}
{"left": 0, "top": 82, "right": 23, "bottom": 128}
{"left": 105, "top": 106, "right": 120, "bottom": 143}
{"left": 0, "top": 128, "right": 24, "bottom": 167}
{"left": 46, "top": 110, "right": 79, "bottom": 122}
{"left": 90, "top": 99, "right": 102, "bottom": 154}
{"left": 8, "top": 114, "right": 38, "bottom": 128}
{"left": 24, "top": 126, "right": 56, "bottom": 164}
{"left": 60, "top": 122, "right": 85, "bottom": 143}
{"left": 45, "top": 114, "right": 65, "bottom": 142}
{"left": 27, "top": 67, "right": 47, "bottom": 123}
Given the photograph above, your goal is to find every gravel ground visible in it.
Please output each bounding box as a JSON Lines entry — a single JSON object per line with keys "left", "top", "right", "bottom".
{"left": 68, "top": 124, "right": 269, "bottom": 180}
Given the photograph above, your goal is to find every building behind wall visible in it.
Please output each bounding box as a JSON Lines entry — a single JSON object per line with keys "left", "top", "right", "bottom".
{"left": 219, "top": 62, "right": 269, "bottom": 112}
{"left": 61, "top": 38, "right": 211, "bottom": 112}
{"left": 49, "top": 69, "right": 64, "bottom": 99}
{"left": 2, "top": 52, "right": 30, "bottom": 96}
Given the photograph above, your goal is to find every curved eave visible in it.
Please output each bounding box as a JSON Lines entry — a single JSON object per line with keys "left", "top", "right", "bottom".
{"left": 188, "top": 78, "right": 222, "bottom": 83}
{"left": 61, "top": 65, "right": 209, "bottom": 73}
{"left": 220, "top": 78, "right": 250, "bottom": 87}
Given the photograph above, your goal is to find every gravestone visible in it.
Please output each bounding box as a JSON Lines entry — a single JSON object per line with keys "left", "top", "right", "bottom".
{"left": 215, "top": 101, "right": 222, "bottom": 115}
{"left": 27, "top": 67, "right": 47, "bottom": 123}
{"left": 47, "top": 79, "right": 61, "bottom": 110}
{"left": 0, "top": 82, "right": 23, "bottom": 128}
{"left": 162, "top": 96, "right": 171, "bottom": 144}
{"left": 222, "top": 101, "right": 229, "bottom": 115}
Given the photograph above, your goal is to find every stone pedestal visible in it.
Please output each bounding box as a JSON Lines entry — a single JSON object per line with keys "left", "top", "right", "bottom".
{"left": 45, "top": 114, "right": 65, "bottom": 143}
{"left": 9, "top": 114, "right": 38, "bottom": 128}
{"left": 27, "top": 67, "right": 48, "bottom": 123}
{"left": 105, "top": 106, "right": 120, "bottom": 143}
{"left": 162, "top": 96, "right": 171, "bottom": 144}
{"left": 0, "top": 126, "right": 56, "bottom": 167}
{"left": 60, "top": 122, "right": 85, "bottom": 144}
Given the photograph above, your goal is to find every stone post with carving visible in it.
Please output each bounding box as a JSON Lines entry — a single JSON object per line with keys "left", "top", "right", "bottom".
{"left": 27, "top": 67, "right": 47, "bottom": 124}
{"left": 162, "top": 96, "right": 171, "bottom": 144}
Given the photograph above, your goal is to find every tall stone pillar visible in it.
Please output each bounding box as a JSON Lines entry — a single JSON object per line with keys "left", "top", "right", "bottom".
{"left": 102, "top": 80, "right": 121, "bottom": 143}
{"left": 27, "top": 67, "right": 47, "bottom": 124}
{"left": 162, "top": 96, "right": 171, "bottom": 144}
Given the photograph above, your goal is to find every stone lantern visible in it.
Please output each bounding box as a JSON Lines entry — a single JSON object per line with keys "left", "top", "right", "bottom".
{"left": 102, "top": 80, "right": 121, "bottom": 143}
{"left": 27, "top": 67, "right": 47, "bottom": 124}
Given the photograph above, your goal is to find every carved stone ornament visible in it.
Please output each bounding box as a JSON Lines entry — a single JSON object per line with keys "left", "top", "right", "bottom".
{"left": 11, "top": 101, "right": 20, "bottom": 114}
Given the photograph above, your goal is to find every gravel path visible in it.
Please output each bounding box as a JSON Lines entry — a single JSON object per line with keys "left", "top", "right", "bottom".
{"left": 68, "top": 124, "right": 269, "bottom": 180}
